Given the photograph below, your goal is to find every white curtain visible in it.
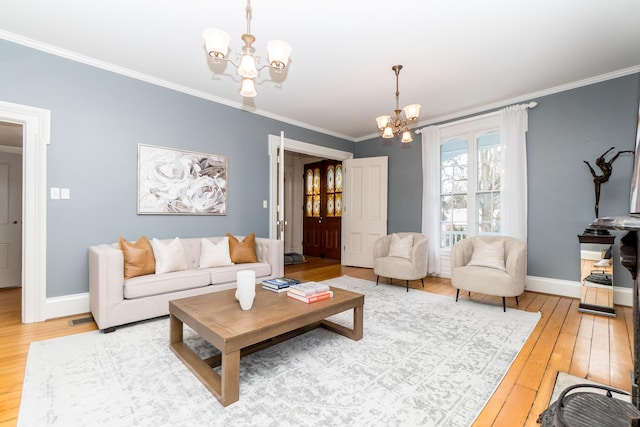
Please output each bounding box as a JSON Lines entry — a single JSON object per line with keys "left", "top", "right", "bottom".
{"left": 421, "top": 125, "right": 441, "bottom": 274}
{"left": 500, "top": 104, "right": 529, "bottom": 242}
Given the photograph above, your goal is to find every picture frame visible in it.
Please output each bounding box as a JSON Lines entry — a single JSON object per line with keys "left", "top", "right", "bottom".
{"left": 137, "top": 144, "right": 227, "bottom": 215}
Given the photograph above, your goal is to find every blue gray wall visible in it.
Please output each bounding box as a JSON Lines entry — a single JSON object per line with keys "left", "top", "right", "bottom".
{"left": 0, "top": 39, "right": 354, "bottom": 297}
{"left": 1, "top": 38, "right": 638, "bottom": 297}
{"left": 356, "top": 73, "right": 640, "bottom": 287}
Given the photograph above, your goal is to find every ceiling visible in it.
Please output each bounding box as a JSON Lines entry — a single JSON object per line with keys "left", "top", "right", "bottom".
{"left": 0, "top": 0, "right": 639, "bottom": 142}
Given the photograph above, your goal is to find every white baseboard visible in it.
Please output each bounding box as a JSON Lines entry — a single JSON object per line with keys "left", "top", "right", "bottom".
{"left": 45, "top": 292, "right": 90, "bottom": 320}
{"left": 41, "top": 275, "right": 633, "bottom": 321}
{"left": 525, "top": 275, "right": 632, "bottom": 307}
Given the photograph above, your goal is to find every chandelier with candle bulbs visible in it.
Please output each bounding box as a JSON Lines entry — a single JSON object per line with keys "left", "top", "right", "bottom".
{"left": 202, "top": 0, "right": 292, "bottom": 98}
{"left": 375, "top": 65, "right": 421, "bottom": 143}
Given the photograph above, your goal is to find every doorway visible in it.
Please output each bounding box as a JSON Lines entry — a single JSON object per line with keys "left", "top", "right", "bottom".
{"left": 302, "top": 159, "right": 342, "bottom": 260}
{"left": 0, "top": 121, "right": 23, "bottom": 288}
{"left": 0, "top": 100, "right": 50, "bottom": 323}
{"left": 268, "top": 134, "right": 353, "bottom": 262}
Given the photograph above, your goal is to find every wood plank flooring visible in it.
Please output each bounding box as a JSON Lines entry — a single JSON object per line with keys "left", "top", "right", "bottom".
{"left": 0, "top": 257, "right": 634, "bottom": 426}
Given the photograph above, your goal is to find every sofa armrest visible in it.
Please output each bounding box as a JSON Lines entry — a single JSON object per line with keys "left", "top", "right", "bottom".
{"left": 89, "top": 244, "right": 125, "bottom": 330}
{"left": 255, "top": 237, "right": 284, "bottom": 278}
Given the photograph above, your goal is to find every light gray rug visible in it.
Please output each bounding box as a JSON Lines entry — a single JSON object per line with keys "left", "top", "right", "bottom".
{"left": 19, "top": 276, "right": 540, "bottom": 427}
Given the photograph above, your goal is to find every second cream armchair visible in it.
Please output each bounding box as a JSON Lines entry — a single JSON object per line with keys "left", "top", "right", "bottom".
{"left": 450, "top": 235, "right": 526, "bottom": 311}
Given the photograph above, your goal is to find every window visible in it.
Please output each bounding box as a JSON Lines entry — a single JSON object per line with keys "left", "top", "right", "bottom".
{"left": 439, "top": 116, "right": 501, "bottom": 248}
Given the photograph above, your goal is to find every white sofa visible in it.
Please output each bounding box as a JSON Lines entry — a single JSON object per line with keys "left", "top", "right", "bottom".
{"left": 89, "top": 236, "right": 284, "bottom": 332}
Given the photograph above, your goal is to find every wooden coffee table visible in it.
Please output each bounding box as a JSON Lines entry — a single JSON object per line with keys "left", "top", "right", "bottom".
{"left": 169, "top": 284, "right": 364, "bottom": 406}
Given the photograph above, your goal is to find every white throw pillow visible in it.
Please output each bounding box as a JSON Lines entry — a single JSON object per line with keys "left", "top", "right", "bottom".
{"left": 151, "top": 237, "right": 188, "bottom": 274}
{"left": 388, "top": 233, "right": 413, "bottom": 259}
{"left": 468, "top": 239, "right": 506, "bottom": 271}
{"left": 199, "top": 237, "right": 234, "bottom": 268}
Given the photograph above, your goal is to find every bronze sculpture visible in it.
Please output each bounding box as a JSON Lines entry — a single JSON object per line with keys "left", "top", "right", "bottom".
{"left": 584, "top": 147, "right": 634, "bottom": 218}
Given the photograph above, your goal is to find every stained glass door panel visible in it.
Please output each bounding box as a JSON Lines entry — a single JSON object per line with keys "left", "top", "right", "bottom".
{"left": 302, "top": 160, "right": 342, "bottom": 259}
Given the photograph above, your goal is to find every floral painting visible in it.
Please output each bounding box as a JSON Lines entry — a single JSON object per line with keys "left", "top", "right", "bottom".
{"left": 137, "top": 144, "right": 227, "bottom": 215}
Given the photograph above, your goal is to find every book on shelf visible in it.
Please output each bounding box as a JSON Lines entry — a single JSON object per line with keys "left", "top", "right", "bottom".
{"left": 261, "top": 284, "right": 289, "bottom": 293}
{"left": 287, "top": 290, "right": 333, "bottom": 303}
{"left": 262, "top": 277, "right": 301, "bottom": 288}
{"left": 287, "top": 281, "right": 330, "bottom": 297}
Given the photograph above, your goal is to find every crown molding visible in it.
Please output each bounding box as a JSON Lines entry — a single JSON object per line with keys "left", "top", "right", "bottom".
{"left": 417, "top": 66, "right": 640, "bottom": 129}
{"left": 357, "top": 65, "right": 640, "bottom": 142}
{"left": 0, "top": 30, "right": 355, "bottom": 142}
{"left": 1, "top": 30, "right": 637, "bottom": 144}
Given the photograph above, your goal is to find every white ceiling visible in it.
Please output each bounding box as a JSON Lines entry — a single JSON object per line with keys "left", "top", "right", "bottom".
{"left": 0, "top": 0, "right": 639, "bottom": 142}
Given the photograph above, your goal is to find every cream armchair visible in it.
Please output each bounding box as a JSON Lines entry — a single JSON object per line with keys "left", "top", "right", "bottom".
{"left": 373, "top": 232, "right": 428, "bottom": 292}
{"left": 450, "top": 235, "right": 526, "bottom": 311}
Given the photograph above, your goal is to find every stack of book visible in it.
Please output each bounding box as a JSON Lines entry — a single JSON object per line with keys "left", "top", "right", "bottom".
{"left": 261, "top": 277, "right": 300, "bottom": 293}
{"left": 287, "top": 281, "right": 333, "bottom": 303}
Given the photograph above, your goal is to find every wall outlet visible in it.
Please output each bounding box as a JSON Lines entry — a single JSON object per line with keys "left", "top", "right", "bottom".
{"left": 61, "top": 188, "right": 70, "bottom": 199}
{"left": 263, "top": 200, "right": 268, "bottom": 208}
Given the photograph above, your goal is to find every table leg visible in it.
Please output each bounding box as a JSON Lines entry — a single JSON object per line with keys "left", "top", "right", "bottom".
{"left": 320, "top": 303, "right": 364, "bottom": 341}
{"left": 353, "top": 304, "right": 363, "bottom": 340}
{"left": 170, "top": 314, "right": 183, "bottom": 345}
{"left": 220, "top": 350, "right": 240, "bottom": 405}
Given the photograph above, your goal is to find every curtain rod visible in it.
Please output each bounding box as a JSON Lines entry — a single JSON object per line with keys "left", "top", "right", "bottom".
{"left": 415, "top": 101, "right": 538, "bottom": 134}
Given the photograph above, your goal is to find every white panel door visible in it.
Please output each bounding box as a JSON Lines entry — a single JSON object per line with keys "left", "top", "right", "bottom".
{"left": 342, "top": 156, "right": 388, "bottom": 267}
{"left": 0, "top": 154, "right": 22, "bottom": 288}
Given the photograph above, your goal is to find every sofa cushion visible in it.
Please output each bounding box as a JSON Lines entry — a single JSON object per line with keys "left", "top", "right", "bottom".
{"left": 124, "top": 270, "right": 211, "bottom": 299}
{"left": 199, "top": 237, "right": 233, "bottom": 268}
{"left": 205, "top": 262, "right": 272, "bottom": 285}
{"left": 227, "top": 233, "right": 258, "bottom": 263}
{"left": 119, "top": 235, "right": 156, "bottom": 279}
{"left": 151, "top": 237, "right": 189, "bottom": 274}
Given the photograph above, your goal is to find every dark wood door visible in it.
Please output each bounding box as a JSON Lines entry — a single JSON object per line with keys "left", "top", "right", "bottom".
{"left": 302, "top": 160, "right": 342, "bottom": 260}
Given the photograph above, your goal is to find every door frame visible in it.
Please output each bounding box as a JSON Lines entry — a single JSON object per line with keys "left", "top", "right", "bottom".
{"left": 0, "top": 100, "right": 50, "bottom": 323}
{"left": 268, "top": 135, "right": 353, "bottom": 259}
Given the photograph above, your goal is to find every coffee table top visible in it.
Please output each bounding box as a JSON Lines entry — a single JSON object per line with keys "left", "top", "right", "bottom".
{"left": 169, "top": 284, "right": 364, "bottom": 352}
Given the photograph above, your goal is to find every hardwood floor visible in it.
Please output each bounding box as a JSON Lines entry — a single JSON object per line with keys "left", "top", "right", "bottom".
{"left": 0, "top": 258, "right": 633, "bottom": 426}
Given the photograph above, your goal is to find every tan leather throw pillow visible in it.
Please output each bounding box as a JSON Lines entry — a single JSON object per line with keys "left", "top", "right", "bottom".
{"left": 226, "top": 233, "right": 258, "bottom": 263}
{"left": 119, "top": 235, "right": 156, "bottom": 279}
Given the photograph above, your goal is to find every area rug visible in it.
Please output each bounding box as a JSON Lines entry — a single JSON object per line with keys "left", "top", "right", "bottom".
{"left": 18, "top": 276, "right": 540, "bottom": 427}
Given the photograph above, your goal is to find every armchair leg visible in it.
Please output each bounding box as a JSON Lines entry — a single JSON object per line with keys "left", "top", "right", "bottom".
{"left": 376, "top": 276, "right": 380, "bottom": 286}
{"left": 502, "top": 297, "right": 506, "bottom": 312}
{"left": 515, "top": 296, "right": 519, "bottom": 306}
{"left": 421, "top": 278, "right": 424, "bottom": 287}
{"left": 406, "top": 280, "right": 409, "bottom": 292}
{"left": 456, "top": 289, "right": 460, "bottom": 302}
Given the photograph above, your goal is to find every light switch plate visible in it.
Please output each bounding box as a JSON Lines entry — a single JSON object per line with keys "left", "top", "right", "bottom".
{"left": 61, "top": 188, "right": 70, "bottom": 199}
{"left": 50, "top": 187, "right": 60, "bottom": 199}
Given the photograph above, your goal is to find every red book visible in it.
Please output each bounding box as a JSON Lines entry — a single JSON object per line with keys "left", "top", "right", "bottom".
{"left": 287, "top": 290, "right": 333, "bottom": 303}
